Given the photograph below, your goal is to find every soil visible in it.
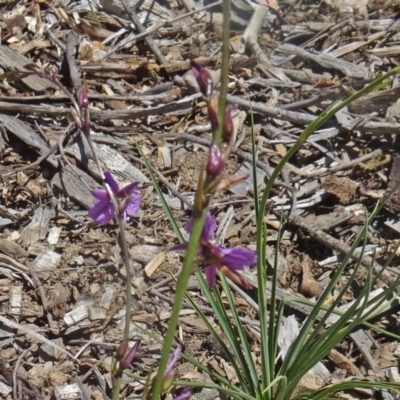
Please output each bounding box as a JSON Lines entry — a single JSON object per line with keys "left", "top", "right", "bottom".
{"left": 1, "top": 0, "right": 400, "bottom": 399}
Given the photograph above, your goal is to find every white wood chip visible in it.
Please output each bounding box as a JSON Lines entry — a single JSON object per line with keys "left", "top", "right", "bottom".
{"left": 64, "top": 305, "right": 89, "bottom": 326}
{"left": 157, "top": 146, "right": 172, "bottom": 169}
{"left": 0, "top": 45, "right": 58, "bottom": 91}
{"left": 144, "top": 251, "right": 166, "bottom": 277}
{"left": 394, "top": 343, "right": 400, "bottom": 357}
{"left": 387, "top": 367, "right": 400, "bottom": 383}
{"left": 228, "top": 162, "right": 266, "bottom": 195}
{"left": 65, "top": 141, "right": 149, "bottom": 183}
{"left": 64, "top": 321, "right": 91, "bottom": 335}
{"left": 0, "top": 322, "right": 15, "bottom": 338}
{"left": 54, "top": 383, "right": 82, "bottom": 400}
{"left": 278, "top": 315, "right": 330, "bottom": 380}
{"left": 326, "top": 288, "right": 393, "bottom": 325}
{"left": 31, "top": 250, "right": 61, "bottom": 272}
{"left": 9, "top": 285, "right": 22, "bottom": 315}
{"left": 155, "top": 193, "right": 190, "bottom": 210}
{"left": 47, "top": 226, "right": 62, "bottom": 245}
{"left": 0, "top": 380, "right": 12, "bottom": 397}
{"left": 101, "top": 0, "right": 175, "bottom": 20}
{"left": 277, "top": 315, "right": 299, "bottom": 360}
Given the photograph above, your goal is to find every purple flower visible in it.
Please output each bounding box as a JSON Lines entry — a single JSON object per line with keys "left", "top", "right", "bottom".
{"left": 161, "top": 346, "right": 182, "bottom": 391}
{"left": 119, "top": 340, "right": 140, "bottom": 370}
{"left": 164, "top": 346, "right": 181, "bottom": 381}
{"left": 191, "top": 60, "right": 213, "bottom": 99}
{"left": 174, "top": 388, "right": 192, "bottom": 400}
{"left": 88, "top": 171, "right": 140, "bottom": 225}
{"left": 172, "top": 213, "right": 257, "bottom": 288}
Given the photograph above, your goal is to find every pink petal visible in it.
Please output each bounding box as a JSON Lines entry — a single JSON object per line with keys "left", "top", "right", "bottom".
{"left": 118, "top": 182, "right": 139, "bottom": 197}
{"left": 220, "top": 247, "right": 257, "bottom": 270}
{"left": 185, "top": 211, "right": 216, "bottom": 241}
{"left": 165, "top": 347, "right": 181, "bottom": 378}
{"left": 202, "top": 212, "right": 217, "bottom": 240}
{"left": 125, "top": 192, "right": 141, "bottom": 216}
{"left": 91, "top": 188, "right": 109, "bottom": 200}
{"left": 88, "top": 200, "right": 115, "bottom": 225}
{"left": 104, "top": 171, "right": 119, "bottom": 193}
{"left": 207, "top": 145, "right": 225, "bottom": 175}
{"left": 120, "top": 340, "right": 140, "bottom": 370}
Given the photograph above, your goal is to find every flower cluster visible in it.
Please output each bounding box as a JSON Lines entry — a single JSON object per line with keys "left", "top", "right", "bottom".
{"left": 174, "top": 62, "right": 258, "bottom": 289}
{"left": 190, "top": 61, "right": 247, "bottom": 202}
{"left": 88, "top": 171, "right": 141, "bottom": 225}
{"left": 172, "top": 212, "right": 257, "bottom": 288}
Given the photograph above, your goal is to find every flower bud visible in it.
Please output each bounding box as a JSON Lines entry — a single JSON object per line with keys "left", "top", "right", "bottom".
{"left": 208, "top": 97, "right": 219, "bottom": 132}
{"left": 78, "top": 86, "right": 89, "bottom": 109}
{"left": 223, "top": 105, "right": 235, "bottom": 141}
{"left": 115, "top": 340, "right": 129, "bottom": 362}
{"left": 206, "top": 145, "right": 225, "bottom": 176}
{"left": 119, "top": 340, "right": 140, "bottom": 370}
{"left": 191, "top": 60, "right": 213, "bottom": 99}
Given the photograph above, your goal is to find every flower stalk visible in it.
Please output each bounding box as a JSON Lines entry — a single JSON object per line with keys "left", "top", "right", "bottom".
{"left": 150, "top": 1, "right": 233, "bottom": 399}
{"left": 87, "top": 171, "right": 141, "bottom": 400}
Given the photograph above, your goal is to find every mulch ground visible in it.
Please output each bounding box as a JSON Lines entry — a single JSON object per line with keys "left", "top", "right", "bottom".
{"left": 2, "top": 0, "right": 400, "bottom": 399}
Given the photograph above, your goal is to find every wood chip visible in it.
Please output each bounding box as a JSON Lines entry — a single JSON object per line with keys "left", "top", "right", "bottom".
{"left": 54, "top": 383, "right": 82, "bottom": 400}
{"left": 64, "top": 305, "right": 89, "bottom": 326}
{"left": 21, "top": 207, "right": 51, "bottom": 246}
{"left": 144, "top": 251, "right": 166, "bottom": 278}
{"left": 31, "top": 250, "right": 61, "bottom": 272}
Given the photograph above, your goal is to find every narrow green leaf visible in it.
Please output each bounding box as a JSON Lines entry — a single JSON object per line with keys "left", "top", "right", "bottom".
{"left": 220, "top": 275, "right": 261, "bottom": 397}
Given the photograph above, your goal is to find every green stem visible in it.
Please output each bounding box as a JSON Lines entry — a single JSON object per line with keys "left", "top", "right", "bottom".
{"left": 214, "top": 0, "right": 231, "bottom": 146}
{"left": 150, "top": 2, "right": 232, "bottom": 399}
{"left": 112, "top": 372, "right": 123, "bottom": 400}
{"left": 150, "top": 210, "right": 207, "bottom": 400}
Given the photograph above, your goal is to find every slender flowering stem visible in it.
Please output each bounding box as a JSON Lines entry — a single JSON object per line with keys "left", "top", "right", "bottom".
{"left": 17, "top": 64, "right": 138, "bottom": 400}
{"left": 88, "top": 173, "right": 140, "bottom": 400}
{"left": 110, "top": 217, "right": 134, "bottom": 400}
{"left": 150, "top": 209, "right": 207, "bottom": 400}
{"left": 151, "top": 3, "right": 232, "bottom": 398}
{"left": 214, "top": 0, "right": 230, "bottom": 147}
